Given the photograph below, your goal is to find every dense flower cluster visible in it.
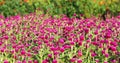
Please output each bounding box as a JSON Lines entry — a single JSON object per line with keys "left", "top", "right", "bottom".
{"left": 0, "top": 14, "right": 120, "bottom": 63}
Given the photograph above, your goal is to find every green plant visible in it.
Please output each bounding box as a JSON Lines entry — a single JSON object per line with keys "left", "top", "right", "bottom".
{"left": 0, "top": 0, "right": 36, "bottom": 17}
{"left": 0, "top": 0, "right": 120, "bottom": 18}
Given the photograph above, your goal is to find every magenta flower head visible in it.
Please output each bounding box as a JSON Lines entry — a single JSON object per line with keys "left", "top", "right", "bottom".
{"left": 105, "top": 32, "right": 111, "bottom": 39}
{"left": 92, "top": 41, "right": 98, "bottom": 46}
{"left": 34, "top": 60, "right": 38, "bottom": 63}
{"left": 91, "top": 52, "right": 97, "bottom": 57}
{"left": 48, "top": 54, "right": 52, "bottom": 58}
{"left": 110, "top": 41, "right": 117, "bottom": 47}
{"left": 21, "top": 49, "right": 26, "bottom": 55}
{"left": 37, "top": 41, "right": 42, "bottom": 45}
{"left": 79, "top": 35, "right": 84, "bottom": 41}
{"left": 94, "top": 30, "right": 98, "bottom": 35}
{"left": 78, "top": 50, "right": 82, "bottom": 57}
{"left": 70, "top": 41, "right": 75, "bottom": 45}
{"left": 50, "top": 36, "right": 54, "bottom": 41}
{"left": 15, "top": 48, "right": 19, "bottom": 52}
{"left": 27, "top": 52, "right": 32, "bottom": 57}
{"left": 109, "top": 46, "right": 117, "bottom": 51}
{"left": 104, "top": 61, "right": 108, "bottom": 63}
{"left": 52, "top": 59, "right": 57, "bottom": 63}
{"left": 4, "top": 60, "right": 9, "bottom": 63}
{"left": 77, "top": 59, "right": 82, "bottom": 63}
{"left": 70, "top": 58, "right": 76, "bottom": 62}
{"left": 42, "top": 59, "right": 48, "bottom": 63}
{"left": 110, "top": 59, "right": 117, "bottom": 63}
{"left": 60, "top": 47, "right": 65, "bottom": 52}
{"left": 68, "top": 37, "right": 72, "bottom": 41}
{"left": 53, "top": 51, "right": 59, "bottom": 55}
{"left": 0, "top": 15, "right": 4, "bottom": 19}
{"left": 65, "top": 26, "right": 73, "bottom": 31}
{"left": 104, "top": 53, "right": 109, "bottom": 58}
{"left": 50, "top": 46, "right": 56, "bottom": 51}
{"left": 73, "top": 13, "right": 77, "bottom": 16}
{"left": 28, "top": 60, "right": 33, "bottom": 63}
{"left": 84, "top": 28, "right": 89, "bottom": 33}
{"left": 87, "top": 23, "right": 91, "bottom": 28}
{"left": 0, "top": 48, "right": 5, "bottom": 52}
{"left": 95, "top": 59, "right": 99, "bottom": 63}
{"left": 78, "top": 41, "right": 82, "bottom": 46}
{"left": 59, "top": 38, "right": 64, "bottom": 44}
{"left": 17, "top": 60, "right": 22, "bottom": 63}
{"left": 10, "top": 50, "right": 15, "bottom": 54}
{"left": 4, "top": 35, "right": 9, "bottom": 40}
{"left": 63, "top": 45, "right": 71, "bottom": 49}
{"left": 22, "top": 60, "right": 26, "bottom": 63}
{"left": 0, "top": 22, "right": 3, "bottom": 26}
{"left": 67, "top": 21, "right": 73, "bottom": 25}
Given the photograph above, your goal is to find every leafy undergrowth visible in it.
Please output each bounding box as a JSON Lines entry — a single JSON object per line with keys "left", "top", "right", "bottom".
{"left": 0, "top": 14, "right": 120, "bottom": 63}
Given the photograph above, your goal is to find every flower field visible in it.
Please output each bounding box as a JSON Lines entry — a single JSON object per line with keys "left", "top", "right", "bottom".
{"left": 0, "top": 13, "right": 120, "bottom": 63}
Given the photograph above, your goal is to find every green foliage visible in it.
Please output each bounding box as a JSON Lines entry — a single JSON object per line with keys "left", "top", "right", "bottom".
{"left": 0, "top": 0, "right": 120, "bottom": 18}
{"left": 36, "top": 0, "right": 120, "bottom": 18}
{"left": 0, "top": 0, "right": 36, "bottom": 17}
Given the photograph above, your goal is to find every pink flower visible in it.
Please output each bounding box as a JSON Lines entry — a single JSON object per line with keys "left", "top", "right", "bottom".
{"left": 42, "top": 60, "right": 48, "bottom": 63}
{"left": 0, "top": 41, "right": 3, "bottom": 45}
{"left": 48, "top": 54, "right": 52, "bottom": 58}
{"left": 50, "top": 46, "right": 56, "bottom": 51}
{"left": 28, "top": 60, "right": 33, "bottom": 63}
{"left": 91, "top": 52, "right": 97, "bottom": 57}
{"left": 78, "top": 41, "right": 82, "bottom": 46}
{"left": 0, "top": 22, "right": 3, "bottom": 26}
{"left": 70, "top": 58, "right": 76, "bottom": 62}
{"left": 34, "top": 60, "right": 38, "bottom": 63}
{"left": 110, "top": 41, "right": 117, "bottom": 47}
{"left": 63, "top": 45, "right": 71, "bottom": 49}
{"left": 27, "top": 52, "right": 32, "bottom": 57}
{"left": 94, "top": 30, "right": 98, "bottom": 35}
{"left": 22, "top": 60, "right": 26, "bottom": 63}
{"left": 70, "top": 41, "right": 75, "bottom": 45}
{"left": 111, "top": 59, "right": 117, "bottom": 63}
{"left": 95, "top": 59, "right": 99, "bottom": 63}
{"left": 53, "top": 51, "right": 59, "bottom": 55}
{"left": 21, "top": 50, "right": 26, "bottom": 55}
{"left": 52, "top": 59, "right": 57, "bottom": 63}
{"left": 17, "top": 60, "right": 22, "bottom": 63}
{"left": 87, "top": 24, "right": 91, "bottom": 28}
{"left": 50, "top": 36, "right": 54, "bottom": 41}
{"left": 104, "top": 61, "right": 108, "bottom": 63}
{"left": 104, "top": 53, "right": 109, "bottom": 58}
{"left": 105, "top": 32, "right": 111, "bottom": 38}
{"left": 109, "top": 46, "right": 117, "bottom": 51}
{"left": 84, "top": 28, "right": 89, "bottom": 33}
{"left": 79, "top": 35, "right": 84, "bottom": 41}
{"left": 92, "top": 41, "right": 98, "bottom": 46}
{"left": 102, "top": 50, "right": 105, "bottom": 54}
{"left": 0, "top": 48, "right": 5, "bottom": 52}
{"left": 4, "top": 35, "right": 9, "bottom": 40}
{"left": 4, "top": 60, "right": 9, "bottom": 63}
{"left": 77, "top": 59, "right": 82, "bottom": 63}
{"left": 59, "top": 38, "right": 64, "bottom": 44}
{"left": 78, "top": 50, "right": 82, "bottom": 57}
{"left": 10, "top": 50, "right": 15, "bottom": 54}
{"left": 15, "top": 48, "right": 19, "bottom": 52}
{"left": 37, "top": 41, "right": 42, "bottom": 45}
{"left": 60, "top": 47, "right": 65, "bottom": 52}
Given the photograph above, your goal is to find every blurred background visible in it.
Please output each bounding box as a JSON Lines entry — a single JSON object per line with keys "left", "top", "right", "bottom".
{"left": 0, "top": 0, "right": 120, "bottom": 18}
